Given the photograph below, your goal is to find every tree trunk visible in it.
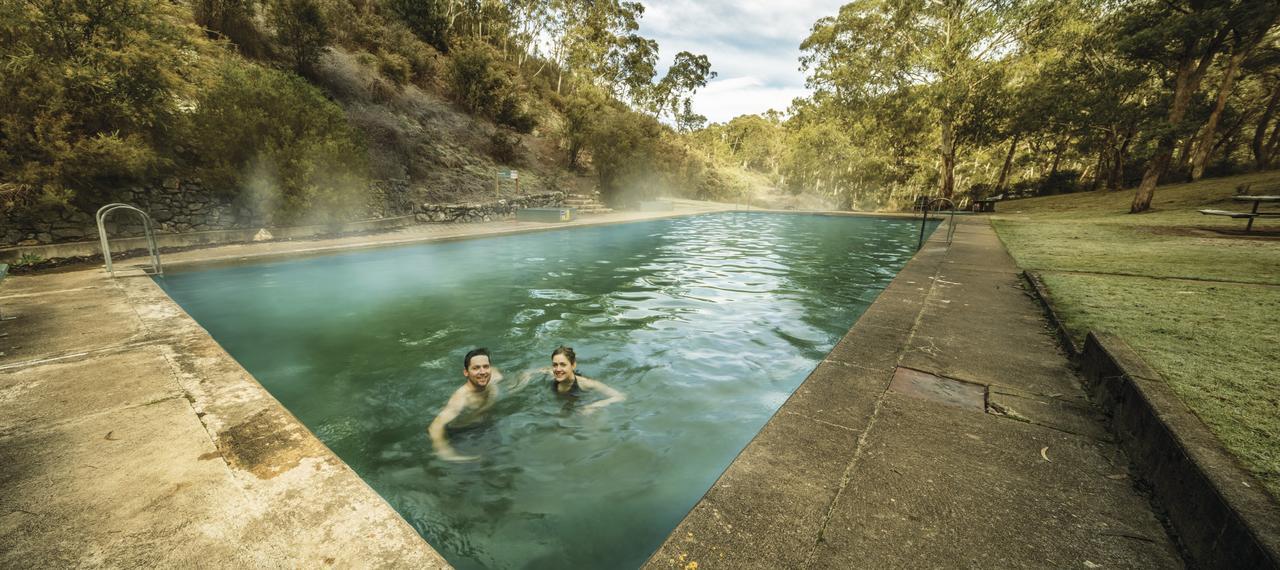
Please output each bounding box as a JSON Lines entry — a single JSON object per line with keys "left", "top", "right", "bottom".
{"left": 1090, "top": 138, "right": 1110, "bottom": 191}
{"left": 1109, "top": 132, "right": 1131, "bottom": 191}
{"left": 939, "top": 115, "right": 957, "bottom": 199}
{"left": 994, "top": 135, "right": 1018, "bottom": 194}
{"left": 1253, "top": 82, "right": 1280, "bottom": 169}
{"left": 1173, "top": 132, "right": 1196, "bottom": 179}
{"left": 1049, "top": 137, "right": 1066, "bottom": 176}
{"left": 1265, "top": 118, "right": 1280, "bottom": 166}
{"left": 1132, "top": 29, "right": 1224, "bottom": 213}
{"left": 1191, "top": 50, "right": 1247, "bottom": 180}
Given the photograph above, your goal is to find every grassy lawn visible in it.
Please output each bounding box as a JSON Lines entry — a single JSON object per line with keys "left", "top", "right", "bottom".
{"left": 991, "top": 170, "right": 1280, "bottom": 499}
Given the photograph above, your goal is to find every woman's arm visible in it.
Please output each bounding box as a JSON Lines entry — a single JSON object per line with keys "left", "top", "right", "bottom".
{"left": 577, "top": 377, "right": 626, "bottom": 413}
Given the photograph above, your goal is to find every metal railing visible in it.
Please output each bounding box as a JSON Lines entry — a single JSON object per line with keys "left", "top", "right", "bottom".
{"left": 96, "top": 203, "right": 163, "bottom": 277}
{"left": 917, "top": 197, "right": 958, "bottom": 250}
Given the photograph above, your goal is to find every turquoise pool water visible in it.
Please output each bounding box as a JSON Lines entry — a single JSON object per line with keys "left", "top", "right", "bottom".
{"left": 157, "top": 212, "right": 931, "bottom": 569}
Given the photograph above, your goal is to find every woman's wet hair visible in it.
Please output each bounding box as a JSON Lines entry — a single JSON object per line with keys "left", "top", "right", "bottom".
{"left": 551, "top": 345, "right": 576, "bottom": 364}
{"left": 463, "top": 347, "right": 490, "bottom": 370}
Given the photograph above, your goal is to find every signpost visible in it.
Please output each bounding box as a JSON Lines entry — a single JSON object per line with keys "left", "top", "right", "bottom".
{"left": 495, "top": 169, "right": 519, "bottom": 200}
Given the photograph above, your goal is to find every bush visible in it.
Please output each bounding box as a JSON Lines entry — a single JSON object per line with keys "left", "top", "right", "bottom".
{"left": 267, "top": 0, "right": 331, "bottom": 75}
{"left": 489, "top": 129, "right": 522, "bottom": 163}
{"left": 183, "top": 60, "right": 370, "bottom": 224}
{"left": 449, "top": 40, "right": 536, "bottom": 132}
{"left": 0, "top": 0, "right": 187, "bottom": 211}
{"left": 1038, "top": 169, "right": 1083, "bottom": 196}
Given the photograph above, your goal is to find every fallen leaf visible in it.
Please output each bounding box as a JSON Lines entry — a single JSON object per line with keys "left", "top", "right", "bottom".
{"left": 1040, "top": 446, "right": 1051, "bottom": 462}
{"left": 1106, "top": 474, "right": 1127, "bottom": 480}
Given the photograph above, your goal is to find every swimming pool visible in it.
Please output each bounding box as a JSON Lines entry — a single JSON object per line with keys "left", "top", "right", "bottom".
{"left": 157, "top": 212, "right": 932, "bottom": 569}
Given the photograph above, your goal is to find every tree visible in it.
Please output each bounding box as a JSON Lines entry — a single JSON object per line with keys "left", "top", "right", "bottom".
{"left": 802, "top": 0, "right": 1032, "bottom": 199}
{"left": 1189, "top": 7, "right": 1280, "bottom": 180}
{"left": 0, "top": 0, "right": 193, "bottom": 209}
{"left": 268, "top": 0, "right": 331, "bottom": 75}
{"left": 1114, "top": 0, "right": 1234, "bottom": 213}
{"left": 652, "top": 51, "right": 716, "bottom": 133}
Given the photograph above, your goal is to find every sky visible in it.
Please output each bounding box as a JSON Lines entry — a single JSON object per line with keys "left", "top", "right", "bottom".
{"left": 637, "top": 0, "right": 847, "bottom": 125}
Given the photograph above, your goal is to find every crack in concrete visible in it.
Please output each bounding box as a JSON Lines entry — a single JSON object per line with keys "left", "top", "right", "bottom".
{"left": 0, "top": 336, "right": 160, "bottom": 373}
{"left": 780, "top": 410, "right": 859, "bottom": 433}
{"left": 0, "top": 285, "right": 100, "bottom": 301}
{"left": 800, "top": 241, "right": 950, "bottom": 566}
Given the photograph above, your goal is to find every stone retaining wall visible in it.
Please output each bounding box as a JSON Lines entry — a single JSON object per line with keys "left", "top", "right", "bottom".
{"left": 415, "top": 192, "right": 564, "bottom": 223}
{"left": 1, "top": 178, "right": 414, "bottom": 247}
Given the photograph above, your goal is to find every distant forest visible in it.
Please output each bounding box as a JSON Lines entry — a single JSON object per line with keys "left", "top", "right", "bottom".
{"left": 2, "top": 0, "right": 1278, "bottom": 223}
{"left": 698, "top": 0, "right": 1280, "bottom": 212}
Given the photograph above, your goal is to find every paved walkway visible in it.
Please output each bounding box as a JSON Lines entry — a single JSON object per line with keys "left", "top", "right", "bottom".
{"left": 647, "top": 217, "right": 1184, "bottom": 568}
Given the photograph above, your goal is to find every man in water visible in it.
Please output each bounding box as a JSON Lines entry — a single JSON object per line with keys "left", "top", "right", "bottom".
{"left": 428, "top": 347, "right": 504, "bottom": 462}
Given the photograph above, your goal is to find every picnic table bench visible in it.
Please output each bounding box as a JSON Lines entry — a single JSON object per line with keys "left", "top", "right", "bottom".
{"left": 1199, "top": 195, "right": 1280, "bottom": 232}
{"left": 973, "top": 198, "right": 999, "bottom": 213}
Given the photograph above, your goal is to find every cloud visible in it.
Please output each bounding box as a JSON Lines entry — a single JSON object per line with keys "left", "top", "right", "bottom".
{"left": 637, "top": 0, "right": 845, "bottom": 123}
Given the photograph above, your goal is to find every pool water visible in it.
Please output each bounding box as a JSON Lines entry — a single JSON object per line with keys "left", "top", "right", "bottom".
{"left": 157, "top": 212, "right": 931, "bottom": 569}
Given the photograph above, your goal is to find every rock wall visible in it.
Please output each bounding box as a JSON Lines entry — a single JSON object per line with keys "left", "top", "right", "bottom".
{"left": 415, "top": 192, "right": 565, "bottom": 223}
{"left": 1, "top": 178, "right": 415, "bottom": 247}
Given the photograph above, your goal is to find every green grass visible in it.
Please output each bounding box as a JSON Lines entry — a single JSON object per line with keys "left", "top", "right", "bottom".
{"left": 991, "top": 171, "right": 1280, "bottom": 499}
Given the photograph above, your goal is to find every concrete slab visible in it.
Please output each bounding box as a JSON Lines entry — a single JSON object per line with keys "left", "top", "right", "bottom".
{"left": 0, "top": 344, "right": 178, "bottom": 437}
{"left": 0, "top": 280, "right": 145, "bottom": 365}
{"left": 645, "top": 410, "right": 863, "bottom": 569}
{"left": 810, "top": 393, "right": 1180, "bottom": 569}
{"left": 0, "top": 397, "right": 255, "bottom": 568}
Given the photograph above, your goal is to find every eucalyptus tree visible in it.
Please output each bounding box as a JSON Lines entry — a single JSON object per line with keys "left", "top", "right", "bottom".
{"left": 801, "top": 0, "right": 1035, "bottom": 199}
{"left": 1246, "top": 43, "right": 1280, "bottom": 168}
{"left": 1113, "top": 0, "right": 1242, "bottom": 212}
{"left": 652, "top": 51, "right": 716, "bottom": 132}
{"left": 1189, "top": 8, "right": 1280, "bottom": 180}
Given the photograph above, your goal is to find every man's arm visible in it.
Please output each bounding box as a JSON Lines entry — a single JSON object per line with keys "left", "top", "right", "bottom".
{"left": 510, "top": 367, "right": 549, "bottom": 392}
{"left": 427, "top": 391, "right": 478, "bottom": 462}
{"left": 578, "top": 377, "right": 625, "bottom": 413}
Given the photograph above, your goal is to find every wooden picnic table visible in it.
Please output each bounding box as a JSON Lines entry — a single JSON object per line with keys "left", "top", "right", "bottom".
{"left": 1199, "top": 195, "right": 1280, "bottom": 232}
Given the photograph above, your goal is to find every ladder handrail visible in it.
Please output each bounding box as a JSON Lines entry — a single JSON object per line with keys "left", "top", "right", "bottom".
{"left": 96, "top": 203, "right": 163, "bottom": 277}
{"left": 917, "top": 196, "right": 959, "bottom": 250}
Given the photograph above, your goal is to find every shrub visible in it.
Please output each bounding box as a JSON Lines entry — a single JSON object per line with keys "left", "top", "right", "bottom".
{"left": 183, "top": 60, "right": 370, "bottom": 224}
{"left": 449, "top": 40, "right": 536, "bottom": 132}
{"left": 0, "top": 0, "right": 188, "bottom": 211}
{"left": 489, "top": 129, "right": 521, "bottom": 163}
{"left": 267, "top": 0, "right": 332, "bottom": 75}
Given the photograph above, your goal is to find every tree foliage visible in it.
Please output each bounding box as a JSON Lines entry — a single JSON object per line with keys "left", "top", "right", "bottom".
{"left": 0, "top": 0, "right": 193, "bottom": 210}
{"left": 689, "top": 0, "right": 1280, "bottom": 213}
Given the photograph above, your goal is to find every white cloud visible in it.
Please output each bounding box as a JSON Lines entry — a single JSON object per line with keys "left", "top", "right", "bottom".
{"left": 693, "top": 82, "right": 808, "bottom": 124}
{"left": 637, "top": 0, "right": 845, "bottom": 123}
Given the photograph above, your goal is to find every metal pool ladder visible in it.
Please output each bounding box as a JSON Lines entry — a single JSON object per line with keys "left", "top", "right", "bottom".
{"left": 917, "top": 197, "right": 958, "bottom": 250}
{"left": 96, "top": 203, "right": 163, "bottom": 277}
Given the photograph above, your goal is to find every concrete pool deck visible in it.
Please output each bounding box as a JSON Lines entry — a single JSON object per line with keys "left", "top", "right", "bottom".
{"left": 1, "top": 206, "right": 1182, "bottom": 567}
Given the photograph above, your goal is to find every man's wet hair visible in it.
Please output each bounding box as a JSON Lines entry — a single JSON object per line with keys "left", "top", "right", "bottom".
{"left": 551, "top": 345, "right": 576, "bottom": 364}
{"left": 463, "top": 347, "right": 490, "bottom": 370}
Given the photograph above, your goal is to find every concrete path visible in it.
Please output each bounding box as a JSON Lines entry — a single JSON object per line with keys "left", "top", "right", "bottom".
{"left": 647, "top": 217, "right": 1184, "bottom": 568}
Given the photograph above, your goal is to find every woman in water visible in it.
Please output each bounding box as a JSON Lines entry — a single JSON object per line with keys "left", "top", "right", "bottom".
{"left": 548, "top": 345, "right": 625, "bottom": 413}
